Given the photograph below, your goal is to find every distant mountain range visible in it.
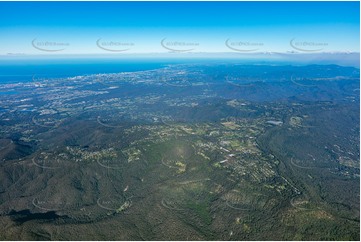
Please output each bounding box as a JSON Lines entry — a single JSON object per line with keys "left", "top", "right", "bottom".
{"left": 1, "top": 52, "right": 359, "bottom": 68}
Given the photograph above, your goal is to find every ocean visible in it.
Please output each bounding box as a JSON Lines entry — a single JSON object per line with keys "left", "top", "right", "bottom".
{"left": 0, "top": 58, "right": 183, "bottom": 83}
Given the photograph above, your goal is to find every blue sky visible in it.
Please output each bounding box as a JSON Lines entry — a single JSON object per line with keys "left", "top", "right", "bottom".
{"left": 0, "top": 1, "right": 359, "bottom": 55}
